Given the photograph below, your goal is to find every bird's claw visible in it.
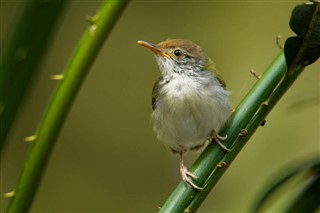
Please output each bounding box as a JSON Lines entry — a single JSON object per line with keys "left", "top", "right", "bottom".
{"left": 210, "top": 129, "right": 232, "bottom": 152}
{"left": 180, "top": 164, "right": 203, "bottom": 190}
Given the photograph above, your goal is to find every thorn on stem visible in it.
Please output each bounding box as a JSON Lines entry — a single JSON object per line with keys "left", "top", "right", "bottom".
{"left": 51, "top": 74, "right": 64, "bottom": 80}
{"left": 85, "top": 15, "right": 95, "bottom": 24}
{"left": 85, "top": 15, "right": 97, "bottom": 36}
{"left": 250, "top": 69, "right": 261, "bottom": 79}
{"left": 260, "top": 119, "right": 267, "bottom": 127}
{"left": 276, "top": 35, "right": 284, "bottom": 49}
{"left": 25, "top": 135, "right": 37, "bottom": 142}
{"left": 217, "top": 161, "right": 227, "bottom": 168}
{"left": 262, "top": 101, "right": 269, "bottom": 107}
{"left": 4, "top": 191, "right": 15, "bottom": 198}
{"left": 89, "top": 24, "right": 97, "bottom": 36}
{"left": 239, "top": 129, "right": 248, "bottom": 138}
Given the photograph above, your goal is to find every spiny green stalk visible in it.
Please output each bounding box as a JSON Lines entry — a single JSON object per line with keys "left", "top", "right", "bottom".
{"left": 6, "top": 1, "right": 129, "bottom": 212}
{"left": 159, "top": 51, "right": 288, "bottom": 213}
{"left": 160, "top": 1, "right": 320, "bottom": 210}
{"left": 0, "top": 0, "right": 68, "bottom": 153}
{"left": 185, "top": 55, "right": 306, "bottom": 212}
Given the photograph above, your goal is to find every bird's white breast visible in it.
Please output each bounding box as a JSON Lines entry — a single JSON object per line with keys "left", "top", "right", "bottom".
{"left": 151, "top": 73, "right": 231, "bottom": 152}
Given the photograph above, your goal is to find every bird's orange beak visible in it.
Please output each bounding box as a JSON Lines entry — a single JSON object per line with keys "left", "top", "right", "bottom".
{"left": 137, "top": 41, "right": 170, "bottom": 58}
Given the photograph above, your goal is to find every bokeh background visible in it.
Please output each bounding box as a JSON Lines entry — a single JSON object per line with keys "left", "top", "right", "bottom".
{"left": 1, "top": 1, "right": 319, "bottom": 212}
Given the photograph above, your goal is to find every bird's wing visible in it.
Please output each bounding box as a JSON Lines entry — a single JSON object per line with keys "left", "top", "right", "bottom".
{"left": 205, "top": 57, "right": 227, "bottom": 88}
{"left": 151, "top": 77, "right": 162, "bottom": 110}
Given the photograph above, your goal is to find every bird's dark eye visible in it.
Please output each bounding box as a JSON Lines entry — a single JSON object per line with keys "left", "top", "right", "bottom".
{"left": 173, "top": 49, "right": 182, "bottom": 56}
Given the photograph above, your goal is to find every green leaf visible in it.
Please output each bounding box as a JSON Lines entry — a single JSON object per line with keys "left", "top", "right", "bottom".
{"left": 284, "top": 37, "right": 302, "bottom": 68}
{"left": 284, "top": 171, "right": 320, "bottom": 213}
{"left": 289, "top": 3, "right": 316, "bottom": 37}
{"left": 252, "top": 157, "right": 320, "bottom": 213}
{"left": 285, "top": 1, "right": 320, "bottom": 68}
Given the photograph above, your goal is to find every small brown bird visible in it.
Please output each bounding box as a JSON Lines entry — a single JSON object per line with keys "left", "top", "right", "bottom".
{"left": 137, "top": 39, "right": 231, "bottom": 190}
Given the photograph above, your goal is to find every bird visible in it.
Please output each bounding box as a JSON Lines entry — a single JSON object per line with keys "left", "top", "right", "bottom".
{"left": 137, "top": 39, "right": 231, "bottom": 190}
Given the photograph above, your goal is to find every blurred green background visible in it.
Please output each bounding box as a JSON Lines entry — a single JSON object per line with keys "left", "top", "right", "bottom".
{"left": 1, "top": 1, "right": 319, "bottom": 212}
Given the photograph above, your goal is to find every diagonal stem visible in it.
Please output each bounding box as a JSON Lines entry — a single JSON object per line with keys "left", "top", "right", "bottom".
{"left": 159, "top": 51, "right": 289, "bottom": 212}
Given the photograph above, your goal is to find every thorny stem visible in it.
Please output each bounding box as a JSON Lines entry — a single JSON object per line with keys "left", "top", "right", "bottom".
{"left": 5, "top": 1, "right": 129, "bottom": 212}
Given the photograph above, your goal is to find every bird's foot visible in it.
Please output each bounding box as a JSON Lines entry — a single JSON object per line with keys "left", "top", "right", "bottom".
{"left": 180, "top": 164, "right": 203, "bottom": 190}
{"left": 210, "top": 129, "right": 232, "bottom": 152}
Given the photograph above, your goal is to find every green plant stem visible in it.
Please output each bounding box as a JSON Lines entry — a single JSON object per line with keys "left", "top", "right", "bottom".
{"left": 180, "top": 3, "right": 319, "bottom": 211}
{"left": 186, "top": 60, "right": 305, "bottom": 212}
{"left": 159, "top": 51, "right": 288, "bottom": 213}
{"left": 161, "top": 44, "right": 312, "bottom": 212}
{"left": 6, "top": 1, "right": 129, "bottom": 212}
{"left": 0, "top": 0, "right": 68, "bottom": 153}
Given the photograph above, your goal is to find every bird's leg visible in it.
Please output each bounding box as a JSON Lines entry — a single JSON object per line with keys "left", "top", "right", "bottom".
{"left": 210, "top": 129, "right": 232, "bottom": 152}
{"left": 179, "top": 151, "right": 203, "bottom": 190}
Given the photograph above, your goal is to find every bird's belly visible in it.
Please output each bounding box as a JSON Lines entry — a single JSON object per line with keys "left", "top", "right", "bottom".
{"left": 151, "top": 86, "right": 230, "bottom": 152}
